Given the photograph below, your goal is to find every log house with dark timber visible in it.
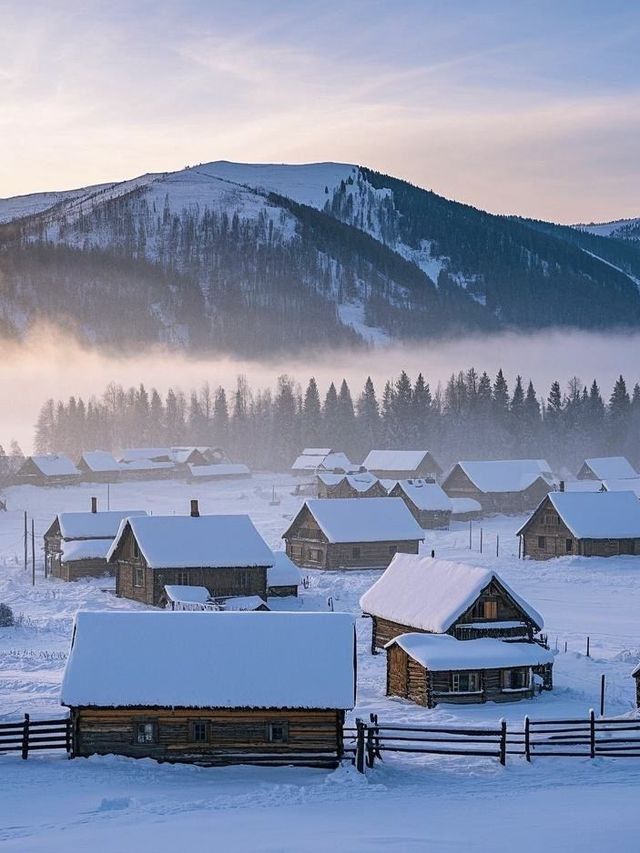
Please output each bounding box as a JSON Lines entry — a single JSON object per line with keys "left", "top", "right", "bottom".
{"left": 442, "top": 459, "right": 554, "bottom": 514}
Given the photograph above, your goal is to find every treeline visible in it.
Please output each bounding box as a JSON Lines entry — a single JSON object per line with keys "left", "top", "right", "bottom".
{"left": 32, "top": 369, "right": 640, "bottom": 473}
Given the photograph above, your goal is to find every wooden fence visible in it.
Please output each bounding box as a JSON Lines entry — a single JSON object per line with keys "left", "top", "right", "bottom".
{"left": 0, "top": 714, "right": 71, "bottom": 759}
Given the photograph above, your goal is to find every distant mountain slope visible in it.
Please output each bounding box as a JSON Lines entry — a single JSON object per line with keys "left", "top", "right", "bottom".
{"left": 575, "top": 218, "right": 640, "bottom": 241}
{"left": 1, "top": 161, "right": 639, "bottom": 355}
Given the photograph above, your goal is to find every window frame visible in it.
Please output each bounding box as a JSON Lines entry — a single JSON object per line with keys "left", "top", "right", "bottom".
{"left": 134, "top": 720, "right": 158, "bottom": 745}
{"left": 266, "top": 721, "right": 289, "bottom": 743}
{"left": 190, "top": 720, "right": 209, "bottom": 743}
{"left": 134, "top": 565, "right": 145, "bottom": 587}
{"left": 501, "top": 668, "right": 529, "bottom": 690}
{"left": 565, "top": 538, "right": 573, "bottom": 553}
{"left": 451, "top": 671, "right": 481, "bottom": 693}
{"left": 483, "top": 599, "right": 498, "bottom": 620}
{"left": 537, "top": 535, "right": 545, "bottom": 549}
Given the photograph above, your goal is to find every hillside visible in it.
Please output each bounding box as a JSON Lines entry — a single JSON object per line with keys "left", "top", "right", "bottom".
{"left": 1, "top": 161, "right": 639, "bottom": 355}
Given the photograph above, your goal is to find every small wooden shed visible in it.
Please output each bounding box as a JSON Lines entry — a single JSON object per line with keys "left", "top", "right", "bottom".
{"left": 61, "top": 610, "right": 356, "bottom": 766}
{"left": 386, "top": 633, "right": 554, "bottom": 708}
{"left": 16, "top": 454, "right": 81, "bottom": 486}
{"left": 388, "top": 480, "right": 453, "bottom": 529}
{"left": 76, "top": 451, "right": 121, "bottom": 483}
{"left": 442, "top": 459, "right": 554, "bottom": 514}
{"left": 283, "top": 498, "right": 424, "bottom": 570}
{"left": 268, "top": 552, "right": 303, "bottom": 597}
{"left": 316, "top": 471, "right": 386, "bottom": 500}
{"left": 362, "top": 450, "right": 442, "bottom": 482}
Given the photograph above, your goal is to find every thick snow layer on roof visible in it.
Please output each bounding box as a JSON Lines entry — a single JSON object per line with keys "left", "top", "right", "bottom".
{"left": 542, "top": 491, "right": 640, "bottom": 539}
{"left": 30, "top": 455, "right": 80, "bottom": 477}
{"left": 584, "top": 457, "right": 638, "bottom": 480}
{"left": 188, "top": 463, "right": 251, "bottom": 478}
{"left": 603, "top": 478, "right": 640, "bottom": 498}
{"left": 61, "top": 611, "right": 356, "bottom": 709}
{"left": 454, "top": 460, "right": 553, "bottom": 493}
{"left": 58, "top": 510, "right": 147, "bottom": 540}
{"left": 220, "top": 595, "right": 267, "bottom": 611}
{"left": 301, "top": 498, "right": 424, "bottom": 543}
{"left": 303, "top": 448, "right": 333, "bottom": 456}
{"left": 319, "top": 472, "right": 379, "bottom": 491}
{"left": 292, "top": 450, "right": 352, "bottom": 472}
{"left": 108, "top": 514, "right": 275, "bottom": 569}
{"left": 119, "top": 448, "right": 173, "bottom": 462}
{"left": 119, "top": 459, "right": 174, "bottom": 471}
{"left": 164, "top": 585, "right": 210, "bottom": 604}
{"left": 360, "top": 555, "right": 542, "bottom": 632}
{"left": 563, "top": 480, "right": 603, "bottom": 493}
{"left": 363, "top": 450, "right": 431, "bottom": 472}
{"left": 450, "top": 497, "right": 482, "bottom": 515}
{"left": 79, "top": 451, "right": 121, "bottom": 473}
{"left": 268, "top": 552, "right": 303, "bottom": 587}
{"left": 61, "top": 538, "right": 112, "bottom": 562}
{"left": 389, "top": 633, "right": 554, "bottom": 671}
{"left": 394, "top": 480, "right": 452, "bottom": 511}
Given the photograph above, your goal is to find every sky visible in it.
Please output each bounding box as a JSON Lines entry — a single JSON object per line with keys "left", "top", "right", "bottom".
{"left": 0, "top": 0, "right": 638, "bottom": 223}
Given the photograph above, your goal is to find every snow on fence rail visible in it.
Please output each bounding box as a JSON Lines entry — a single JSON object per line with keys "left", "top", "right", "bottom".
{"left": 0, "top": 714, "right": 71, "bottom": 759}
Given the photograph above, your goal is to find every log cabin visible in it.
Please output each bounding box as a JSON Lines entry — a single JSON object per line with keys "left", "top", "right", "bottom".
{"left": 386, "top": 633, "right": 554, "bottom": 708}
{"left": 576, "top": 456, "right": 638, "bottom": 481}
{"left": 316, "top": 471, "right": 387, "bottom": 499}
{"left": 441, "top": 459, "right": 554, "bottom": 514}
{"left": 15, "top": 454, "right": 81, "bottom": 486}
{"left": 61, "top": 610, "right": 357, "bottom": 766}
{"left": 362, "top": 450, "right": 442, "bottom": 482}
{"left": 516, "top": 490, "right": 640, "bottom": 559}
{"left": 388, "top": 480, "right": 453, "bottom": 529}
{"left": 187, "top": 462, "right": 251, "bottom": 482}
{"left": 44, "top": 499, "right": 147, "bottom": 581}
{"left": 108, "top": 501, "right": 274, "bottom": 606}
{"left": 603, "top": 477, "right": 640, "bottom": 499}
{"left": 267, "top": 552, "right": 303, "bottom": 597}
{"left": 76, "top": 451, "right": 121, "bottom": 483}
{"left": 360, "top": 554, "right": 544, "bottom": 652}
{"left": 283, "top": 498, "right": 424, "bottom": 570}
{"left": 291, "top": 448, "right": 353, "bottom": 476}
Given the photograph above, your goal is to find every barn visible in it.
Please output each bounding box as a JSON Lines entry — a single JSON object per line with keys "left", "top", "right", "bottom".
{"left": 283, "top": 498, "right": 424, "bottom": 570}
{"left": 16, "top": 454, "right": 81, "bottom": 486}
{"left": 360, "top": 555, "right": 544, "bottom": 651}
{"left": 108, "top": 501, "right": 274, "bottom": 606}
{"left": 76, "top": 451, "right": 121, "bottom": 483}
{"left": 316, "top": 471, "right": 386, "bottom": 499}
{"left": 517, "top": 490, "right": 640, "bottom": 559}
{"left": 386, "top": 633, "right": 554, "bottom": 708}
{"left": 576, "top": 456, "right": 638, "bottom": 481}
{"left": 362, "top": 450, "right": 442, "bottom": 482}
{"left": 388, "top": 480, "right": 453, "bottom": 529}
{"left": 441, "top": 459, "right": 554, "bottom": 513}
{"left": 61, "top": 610, "right": 356, "bottom": 766}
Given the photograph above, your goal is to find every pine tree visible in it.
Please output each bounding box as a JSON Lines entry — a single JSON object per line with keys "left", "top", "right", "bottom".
{"left": 608, "top": 374, "right": 631, "bottom": 450}
{"left": 301, "top": 378, "right": 322, "bottom": 448}
{"left": 356, "top": 377, "right": 379, "bottom": 455}
{"left": 322, "top": 383, "right": 340, "bottom": 445}
{"left": 337, "top": 379, "right": 356, "bottom": 455}
{"left": 213, "top": 387, "right": 229, "bottom": 447}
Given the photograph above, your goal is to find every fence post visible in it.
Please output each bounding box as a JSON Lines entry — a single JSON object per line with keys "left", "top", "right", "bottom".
{"left": 564, "top": 641, "right": 568, "bottom": 653}
{"left": 524, "top": 716, "right": 531, "bottom": 762}
{"left": 469, "top": 521, "right": 472, "bottom": 549}
{"left": 589, "top": 709, "right": 596, "bottom": 759}
{"left": 24, "top": 511, "right": 28, "bottom": 571}
{"left": 31, "top": 519, "right": 35, "bottom": 587}
{"left": 370, "top": 713, "right": 381, "bottom": 759}
{"left": 480, "top": 528, "right": 483, "bottom": 554}
{"left": 355, "top": 718, "right": 366, "bottom": 773}
{"left": 21, "top": 713, "right": 30, "bottom": 760}
{"left": 586, "top": 636, "right": 590, "bottom": 657}
{"left": 496, "top": 535, "right": 499, "bottom": 557}
{"left": 600, "top": 674, "right": 606, "bottom": 717}
{"left": 499, "top": 719, "right": 507, "bottom": 766}
{"left": 66, "top": 716, "right": 72, "bottom": 756}
{"left": 366, "top": 724, "right": 375, "bottom": 768}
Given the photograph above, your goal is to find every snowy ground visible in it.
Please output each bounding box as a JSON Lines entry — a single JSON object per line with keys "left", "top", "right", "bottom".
{"left": 1, "top": 474, "right": 639, "bottom": 851}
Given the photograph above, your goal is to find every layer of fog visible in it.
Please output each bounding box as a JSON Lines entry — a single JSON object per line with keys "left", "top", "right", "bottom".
{"left": 2, "top": 326, "right": 639, "bottom": 453}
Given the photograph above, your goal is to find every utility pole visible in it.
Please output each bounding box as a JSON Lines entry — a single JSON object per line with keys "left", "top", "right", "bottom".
{"left": 31, "top": 518, "right": 35, "bottom": 586}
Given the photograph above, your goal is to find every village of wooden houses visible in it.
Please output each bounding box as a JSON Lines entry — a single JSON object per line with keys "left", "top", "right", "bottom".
{"left": 1, "top": 445, "right": 640, "bottom": 777}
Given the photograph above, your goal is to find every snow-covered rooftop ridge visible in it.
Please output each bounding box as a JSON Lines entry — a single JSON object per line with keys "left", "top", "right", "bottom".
{"left": 60, "top": 538, "right": 113, "bottom": 562}
{"left": 360, "top": 555, "right": 543, "bottom": 632}
{"left": 188, "top": 463, "right": 250, "bottom": 478}
{"left": 450, "top": 497, "right": 482, "bottom": 514}
{"left": 393, "top": 480, "right": 452, "bottom": 511}
{"left": 538, "top": 491, "right": 640, "bottom": 539}
{"left": 603, "top": 477, "right": 640, "bottom": 498}
{"left": 268, "top": 551, "right": 303, "bottom": 587}
{"left": 453, "top": 459, "right": 553, "bottom": 493}
{"left": 28, "top": 454, "right": 80, "bottom": 477}
{"left": 78, "top": 451, "right": 121, "bottom": 472}
{"left": 57, "top": 509, "right": 147, "bottom": 540}
{"left": 60, "top": 611, "right": 356, "bottom": 709}
{"left": 292, "top": 449, "right": 352, "bottom": 472}
{"left": 107, "top": 514, "right": 275, "bottom": 569}
{"left": 388, "top": 633, "right": 554, "bottom": 671}
{"left": 119, "top": 448, "right": 173, "bottom": 462}
{"left": 164, "top": 585, "right": 211, "bottom": 605}
{"left": 363, "top": 450, "right": 434, "bottom": 472}
{"left": 299, "top": 498, "right": 424, "bottom": 543}
{"left": 582, "top": 457, "right": 638, "bottom": 481}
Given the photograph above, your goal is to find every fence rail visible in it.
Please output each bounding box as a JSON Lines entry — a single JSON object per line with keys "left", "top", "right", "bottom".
{"left": 0, "top": 714, "right": 71, "bottom": 759}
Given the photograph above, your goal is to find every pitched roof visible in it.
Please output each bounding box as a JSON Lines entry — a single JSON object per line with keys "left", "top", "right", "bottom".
{"left": 450, "top": 497, "right": 482, "bottom": 515}
{"left": 362, "top": 450, "right": 433, "bottom": 472}
{"left": 58, "top": 509, "right": 147, "bottom": 540}
{"left": 292, "top": 498, "right": 424, "bottom": 544}
{"left": 163, "top": 585, "right": 211, "bottom": 604}
{"left": 392, "top": 480, "right": 452, "bottom": 511}
{"left": 79, "top": 451, "right": 121, "bottom": 473}
{"left": 387, "top": 633, "right": 553, "bottom": 671}
{"left": 318, "top": 471, "right": 380, "bottom": 491}
{"left": 582, "top": 457, "right": 638, "bottom": 480}
{"left": 188, "top": 463, "right": 251, "bottom": 478}
{"left": 603, "top": 477, "right": 640, "bottom": 499}
{"left": 292, "top": 450, "right": 352, "bottom": 472}
{"left": 449, "top": 459, "right": 553, "bottom": 493}
{"left": 61, "top": 611, "right": 356, "bottom": 709}
{"left": 520, "top": 491, "right": 640, "bottom": 539}
{"left": 107, "top": 514, "right": 275, "bottom": 569}
{"left": 61, "top": 538, "right": 113, "bottom": 562}
{"left": 360, "top": 555, "right": 543, "bottom": 632}
{"left": 28, "top": 454, "right": 80, "bottom": 477}
{"left": 268, "top": 551, "right": 303, "bottom": 587}
{"left": 119, "top": 447, "right": 174, "bottom": 462}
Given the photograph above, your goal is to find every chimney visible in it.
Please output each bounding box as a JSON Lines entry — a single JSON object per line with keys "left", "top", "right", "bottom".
{"left": 190, "top": 499, "right": 200, "bottom": 518}
{"left": 559, "top": 480, "right": 565, "bottom": 493}
{"left": 91, "top": 496, "right": 98, "bottom": 513}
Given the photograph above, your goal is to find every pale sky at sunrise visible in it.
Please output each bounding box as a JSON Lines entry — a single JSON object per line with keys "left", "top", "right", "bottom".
{"left": 1, "top": 0, "right": 638, "bottom": 223}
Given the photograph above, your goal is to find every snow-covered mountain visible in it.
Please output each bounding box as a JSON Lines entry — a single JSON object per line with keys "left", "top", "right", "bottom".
{"left": 1, "top": 161, "right": 640, "bottom": 355}
{"left": 575, "top": 218, "right": 640, "bottom": 241}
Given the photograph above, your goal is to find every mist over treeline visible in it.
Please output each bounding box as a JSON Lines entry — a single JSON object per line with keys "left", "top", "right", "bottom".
{"left": 27, "top": 367, "right": 640, "bottom": 474}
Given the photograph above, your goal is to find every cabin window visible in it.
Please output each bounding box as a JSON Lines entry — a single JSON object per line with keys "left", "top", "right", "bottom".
{"left": 191, "top": 721, "right": 208, "bottom": 742}
{"left": 388, "top": 545, "right": 397, "bottom": 556}
{"left": 352, "top": 546, "right": 361, "bottom": 559}
{"left": 177, "top": 571, "right": 189, "bottom": 586}
{"left": 135, "top": 721, "right": 157, "bottom": 744}
{"left": 134, "top": 566, "right": 144, "bottom": 587}
{"left": 307, "top": 548, "right": 323, "bottom": 563}
{"left": 501, "top": 668, "right": 529, "bottom": 690}
{"left": 132, "top": 540, "right": 140, "bottom": 559}
{"left": 451, "top": 672, "right": 480, "bottom": 693}
{"left": 565, "top": 539, "right": 573, "bottom": 553}
{"left": 267, "top": 721, "right": 289, "bottom": 743}
{"left": 537, "top": 536, "right": 545, "bottom": 549}
{"left": 483, "top": 600, "right": 498, "bottom": 620}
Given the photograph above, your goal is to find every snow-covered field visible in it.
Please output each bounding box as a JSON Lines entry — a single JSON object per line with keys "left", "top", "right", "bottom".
{"left": 1, "top": 474, "right": 639, "bottom": 851}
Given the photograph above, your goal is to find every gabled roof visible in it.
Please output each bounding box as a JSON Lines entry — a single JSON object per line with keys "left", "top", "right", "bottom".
{"left": 360, "top": 555, "right": 543, "bottom": 632}
{"left": 107, "top": 514, "right": 275, "bottom": 569}
{"left": 582, "top": 457, "right": 638, "bottom": 481}
{"left": 78, "top": 451, "right": 121, "bottom": 473}
{"left": 61, "top": 611, "right": 356, "bottom": 709}
{"left": 58, "top": 509, "right": 147, "bottom": 540}
{"left": 519, "top": 491, "right": 640, "bottom": 540}
{"left": 25, "top": 454, "right": 80, "bottom": 477}
{"left": 450, "top": 497, "right": 482, "bottom": 515}
{"left": 318, "top": 471, "right": 380, "bottom": 492}
{"left": 188, "top": 463, "right": 251, "bottom": 478}
{"left": 164, "top": 585, "right": 210, "bottom": 605}
{"left": 446, "top": 459, "right": 553, "bottom": 493}
{"left": 268, "top": 551, "right": 303, "bottom": 587}
{"left": 392, "top": 480, "right": 452, "bottom": 512}
{"left": 387, "top": 633, "right": 553, "bottom": 671}
{"left": 292, "top": 449, "right": 352, "bottom": 472}
{"left": 119, "top": 459, "right": 174, "bottom": 471}
{"left": 363, "top": 450, "right": 436, "bottom": 473}
{"left": 119, "top": 447, "right": 173, "bottom": 462}
{"left": 603, "top": 477, "right": 640, "bottom": 499}
{"left": 61, "top": 538, "right": 113, "bottom": 562}
{"left": 563, "top": 480, "right": 604, "bottom": 493}
{"left": 287, "top": 498, "right": 424, "bottom": 544}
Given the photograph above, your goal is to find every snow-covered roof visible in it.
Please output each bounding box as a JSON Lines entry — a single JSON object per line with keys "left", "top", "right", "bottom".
{"left": 602, "top": 478, "right": 640, "bottom": 499}
{"left": 164, "top": 585, "right": 211, "bottom": 604}
{"left": 387, "top": 633, "right": 554, "bottom": 671}
{"left": 582, "top": 457, "right": 638, "bottom": 481}
{"left": 360, "top": 555, "right": 543, "bottom": 632}
{"left": 79, "top": 451, "right": 121, "bottom": 473}
{"left": 450, "top": 459, "right": 553, "bottom": 493}
{"left": 219, "top": 595, "right": 268, "bottom": 611}
{"left": 268, "top": 551, "right": 303, "bottom": 587}
{"left": 317, "top": 471, "right": 344, "bottom": 486}
{"left": 28, "top": 454, "right": 80, "bottom": 477}
{"left": 392, "top": 480, "right": 452, "bottom": 512}
{"left": 363, "top": 450, "right": 433, "bottom": 473}
{"left": 562, "top": 480, "right": 604, "bottom": 493}
{"left": 303, "top": 448, "right": 333, "bottom": 456}
{"left": 522, "top": 491, "right": 640, "bottom": 539}
{"left": 450, "top": 497, "right": 482, "bottom": 515}
{"left": 319, "top": 452, "right": 353, "bottom": 471}
{"left": 61, "top": 611, "right": 356, "bottom": 709}
{"left": 119, "top": 459, "right": 174, "bottom": 471}
{"left": 319, "top": 471, "right": 380, "bottom": 491}
{"left": 58, "top": 509, "right": 147, "bottom": 540}
{"left": 61, "top": 538, "right": 112, "bottom": 562}
{"left": 119, "top": 448, "right": 173, "bottom": 462}
{"left": 108, "top": 514, "right": 275, "bottom": 569}
{"left": 292, "top": 449, "right": 352, "bottom": 472}
{"left": 295, "top": 498, "right": 424, "bottom": 544}
{"left": 188, "top": 463, "right": 251, "bottom": 478}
